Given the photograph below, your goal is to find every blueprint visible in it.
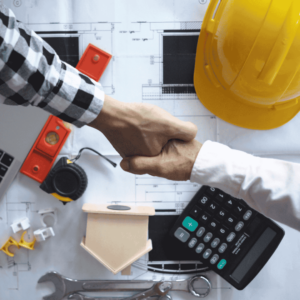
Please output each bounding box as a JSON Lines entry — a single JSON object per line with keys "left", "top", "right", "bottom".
{"left": 0, "top": 0, "right": 300, "bottom": 299}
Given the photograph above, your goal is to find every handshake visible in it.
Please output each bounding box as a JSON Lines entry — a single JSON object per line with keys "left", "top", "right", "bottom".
{"left": 89, "top": 95, "right": 202, "bottom": 181}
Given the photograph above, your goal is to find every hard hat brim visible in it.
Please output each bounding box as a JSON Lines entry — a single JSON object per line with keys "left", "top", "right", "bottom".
{"left": 194, "top": 32, "right": 300, "bottom": 130}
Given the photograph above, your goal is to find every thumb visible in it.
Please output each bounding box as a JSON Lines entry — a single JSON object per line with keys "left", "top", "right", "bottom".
{"left": 169, "top": 119, "right": 198, "bottom": 142}
{"left": 120, "top": 156, "right": 161, "bottom": 176}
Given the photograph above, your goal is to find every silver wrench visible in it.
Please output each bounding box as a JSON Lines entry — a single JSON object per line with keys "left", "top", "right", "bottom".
{"left": 68, "top": 294, "right": 172, "bottom": 300}
{"left": 38, "top": 272, "right": 210, "bottom": 300}
{"left": 67, "top": 281, "right": 172, "bottom": 300}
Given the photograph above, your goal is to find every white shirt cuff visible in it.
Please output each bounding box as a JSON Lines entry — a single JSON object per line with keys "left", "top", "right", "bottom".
{"left": 190, "top": 140, "right": 255, "bottom": 200}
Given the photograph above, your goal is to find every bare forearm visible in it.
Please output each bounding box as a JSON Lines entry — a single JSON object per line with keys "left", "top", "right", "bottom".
{"left": 89, "top": 94, "right": 198, "bottom": 158}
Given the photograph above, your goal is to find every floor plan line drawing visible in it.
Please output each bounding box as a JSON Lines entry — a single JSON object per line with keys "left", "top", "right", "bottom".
{"left": 1, "top": 1, "right": 299, "bottom": 299}
{"left": 26, "top": 21, "right": 118, "bottom": 96}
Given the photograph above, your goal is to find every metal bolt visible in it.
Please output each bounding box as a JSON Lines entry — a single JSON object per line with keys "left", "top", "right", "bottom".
{"left": 93, "top": 55, "right": 99, "bottom": 62}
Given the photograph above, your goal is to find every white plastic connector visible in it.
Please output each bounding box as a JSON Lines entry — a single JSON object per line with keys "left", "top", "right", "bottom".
{"left": 38, "top": 208, "right": 58, "bottom": 227}
{"left": 33, "top": 227, "right": 55, "bottom": 242}
{"left": 10, "top": 217, "right": 31, "bottom": 233}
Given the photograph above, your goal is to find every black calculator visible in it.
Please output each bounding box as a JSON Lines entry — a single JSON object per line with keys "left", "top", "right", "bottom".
{"left": 169, "top": 186, "right": 285, "bottom": 290}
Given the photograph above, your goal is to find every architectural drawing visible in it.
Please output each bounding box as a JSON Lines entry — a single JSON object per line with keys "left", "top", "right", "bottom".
{"left": 1, "top": 0, "right": 300, "bottom": 299}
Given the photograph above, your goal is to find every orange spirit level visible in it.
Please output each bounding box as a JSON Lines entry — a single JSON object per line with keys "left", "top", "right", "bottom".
{"left": 20, "top": 116, "right": 71, "bottom": 183}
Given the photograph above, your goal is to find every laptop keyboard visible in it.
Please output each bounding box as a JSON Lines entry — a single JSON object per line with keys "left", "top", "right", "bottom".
{"left": 0, "top": 149, "right": 14, "bottom": 184}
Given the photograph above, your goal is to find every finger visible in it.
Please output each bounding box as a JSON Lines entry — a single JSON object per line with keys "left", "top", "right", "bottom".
{"left": 120, "top": 156, "right": 162, "bottom": 176}
{"left": 168, "top": 119, "right": 198, "bottom": 141}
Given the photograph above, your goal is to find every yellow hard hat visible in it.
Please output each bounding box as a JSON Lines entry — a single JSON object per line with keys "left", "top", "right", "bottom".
{"left": 194, "top": 0, "right": 300, "bottom": 130}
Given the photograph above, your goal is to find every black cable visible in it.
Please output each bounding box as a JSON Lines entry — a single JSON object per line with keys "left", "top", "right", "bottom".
{"left": 70, "top": 147, "right": 117, "bottom": 168}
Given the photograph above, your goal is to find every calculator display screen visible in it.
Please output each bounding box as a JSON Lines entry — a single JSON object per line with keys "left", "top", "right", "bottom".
{"left": 230, "top": 227, "right": 276, "bottom": 283}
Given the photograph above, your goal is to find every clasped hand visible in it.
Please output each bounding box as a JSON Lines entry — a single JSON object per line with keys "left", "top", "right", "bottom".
{"left": 89, "top": 95, "right": 201, "bottom": 180}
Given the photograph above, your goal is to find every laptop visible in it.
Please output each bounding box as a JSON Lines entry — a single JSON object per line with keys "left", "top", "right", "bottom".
{"left": 0, "top": 104, "right": 49, "bottom": 200}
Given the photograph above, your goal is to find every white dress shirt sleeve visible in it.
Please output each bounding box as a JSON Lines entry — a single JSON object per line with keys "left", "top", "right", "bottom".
{"left": 190, "top": 140, "right": 300, "bottom": 231}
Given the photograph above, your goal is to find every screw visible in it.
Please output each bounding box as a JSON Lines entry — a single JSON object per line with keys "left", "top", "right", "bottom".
{"left": 93, "top": 55, "right": 100, "bottom": 62}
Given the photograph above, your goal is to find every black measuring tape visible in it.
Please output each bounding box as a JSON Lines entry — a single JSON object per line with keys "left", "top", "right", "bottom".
{"left": 40, "top": 148, "right": 116, "bottom": 204}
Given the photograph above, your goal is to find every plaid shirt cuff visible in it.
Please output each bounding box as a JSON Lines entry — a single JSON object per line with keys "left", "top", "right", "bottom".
{"left": 39, "top": 61, "right": 104, "bottom": 128}
{"left": 0, "top": 4, "right": 104, "bottom": 127}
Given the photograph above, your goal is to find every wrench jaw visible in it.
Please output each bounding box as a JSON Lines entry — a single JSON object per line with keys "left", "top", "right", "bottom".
{"left": 38, "top": 272, "right": 66, "bottom": 300}
{"left": 156, "top": 282, "right": 172, "bottom": 295}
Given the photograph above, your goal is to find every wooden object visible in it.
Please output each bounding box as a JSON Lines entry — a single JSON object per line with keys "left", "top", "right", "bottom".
{"left": 121, "top": 265, "right": 131, "bottom": 276}
{"left": 81, "top": 203, "right": 155, "bottom": 275}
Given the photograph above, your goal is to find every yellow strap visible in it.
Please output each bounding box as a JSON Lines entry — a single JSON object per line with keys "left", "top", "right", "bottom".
{"left": 51, "top": 159, "right": 73, "bottom": 202}
{"left": 51, "top": 193, "right": 73, "bottom": 202}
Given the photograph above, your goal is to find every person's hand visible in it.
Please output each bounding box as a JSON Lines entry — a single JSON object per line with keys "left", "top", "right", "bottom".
{"left": 89, "top": 95, "right": 198, "bottom": 157}
{"left": 120, "top": 139, "right": 202, "bottom": 181}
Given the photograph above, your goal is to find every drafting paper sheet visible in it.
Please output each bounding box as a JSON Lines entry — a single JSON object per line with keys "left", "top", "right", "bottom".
{"left": 0, "top": 0, "right": 300, "bottom": 299}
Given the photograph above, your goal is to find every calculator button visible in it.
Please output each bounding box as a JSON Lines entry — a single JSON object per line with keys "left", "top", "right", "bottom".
{"left": 206, "top": 187, "right": 217, "bottom": 195}
{"left": 195, "top": 243, "right": 205, "bottom": 254}
{"left": 210, "top": 254, "right": 219, "bottom": 265}
{"left": 218, "top": 243, "right": 228, "bottom": 253}
{"left": 208, "top": 202, "right": 219, "bottom": 214}
{"left": 203, "top": 232, "right": 213, "bottom": 243}
{"left": 226, "top": 232, "right": 236, "bottom": 242}
{"left": 196, "top": 227, "right": 205, "bottom": 237}
{"left": 225, "top": 199, "right": 234, "bottom": 208}
{"left": 1, "top": 154, "right": 14, "bottom": 167}
{"left": 190, "top": 206, "right": 201, "bottom": 219}
{"left": 216, "top": 209, "right": 228, "bottom": 219}
{"left": 226, "top": 216, "right": 237, "bottom": 227}
{"left": 243, "top": 210, "right": 253, "bottom": 221}
{"left": 0, "top": 150, "right": 3, "bottom": 158}
{"left": 182, "top": 216, "right": 198, "bottom": 232}
{"left": 199, "top": 213, "right": 210, "bottom": 224}
{"left": 174, "top": 227, "right": 190, "bottom": 242}
{"left": 216, "top": 192, "right": 225, "bottom": 202}
{"left": 211, "top": 238, "right": 220, "bottom": 248}
{"left": 198, "top": 195, "right": 210, "bottom": 207}
{"left": 217, "top": 259, "right": 227, "bottom": 270}
{"left": 0, "top": 177, "right": 2, "bottom": 184}
{"left": 188, "top": 238, "right": 198, "bottom": 248}
{"left": 0, "top": 164, "right": 8, "bottom": 177}
{"left": 202, "top": 249, "right": 212, "bottom": 259}
{"left": 219, "top": 227, "right": 228, "bottom": 236}
{"left": 209, "top": 219, "right": 220, "bottom": 231}
{"left": 235, "top": 221, "right": 244, "bottom": 232}
{"left": 234, "top": 205, "right": 245, "bottom": 215}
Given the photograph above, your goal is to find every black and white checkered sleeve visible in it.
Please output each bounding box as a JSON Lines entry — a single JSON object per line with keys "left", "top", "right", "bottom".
{"left": 0, "top": 5, "right": 104, "bottom": 127}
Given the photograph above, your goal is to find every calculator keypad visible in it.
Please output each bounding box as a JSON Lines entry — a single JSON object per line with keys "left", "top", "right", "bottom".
{"left": 196, "top": 243, "right": 205, "bottom": 253}
{"left": 211, "top": 238, "right": 220, "bottom": 248}
{"left": 174, "top": 186, "right": 254, "bottom": 269}
{"left": 203, "top": 249, "right": 212, "bottom": 259}
{"left": 188, "top": 238, "right": 197, "bottom": 248}
{"left": 234, "top": 205, "right": 245, "bottom": 215}
{"left": 174, "top": 227, "right": 190, "bottom": 242}
{"left": 196, "top": 227, "right": 205, "bottom": 237}
{"left": 190, "top": 206, "right": 201, "bottom": 218}
{"left": 235, "top": 221, "right": 244, "bottom": 231}
{"left": 226, "top": 232, "right": 236, "bottom": 242}
{"left": 203, "top": 232, "right": 213, "bottom": 243}
{"left": 200, "top": 213, "right": 210, "bottom": 224}
{"left": 210, "top": 254, "right": 219, "bottom": 264}
{"left": 218, "top": 243, "right": 227, "bottom": 253}
{"left": 243, "top": 210, "right": 252, "bottom": 220}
